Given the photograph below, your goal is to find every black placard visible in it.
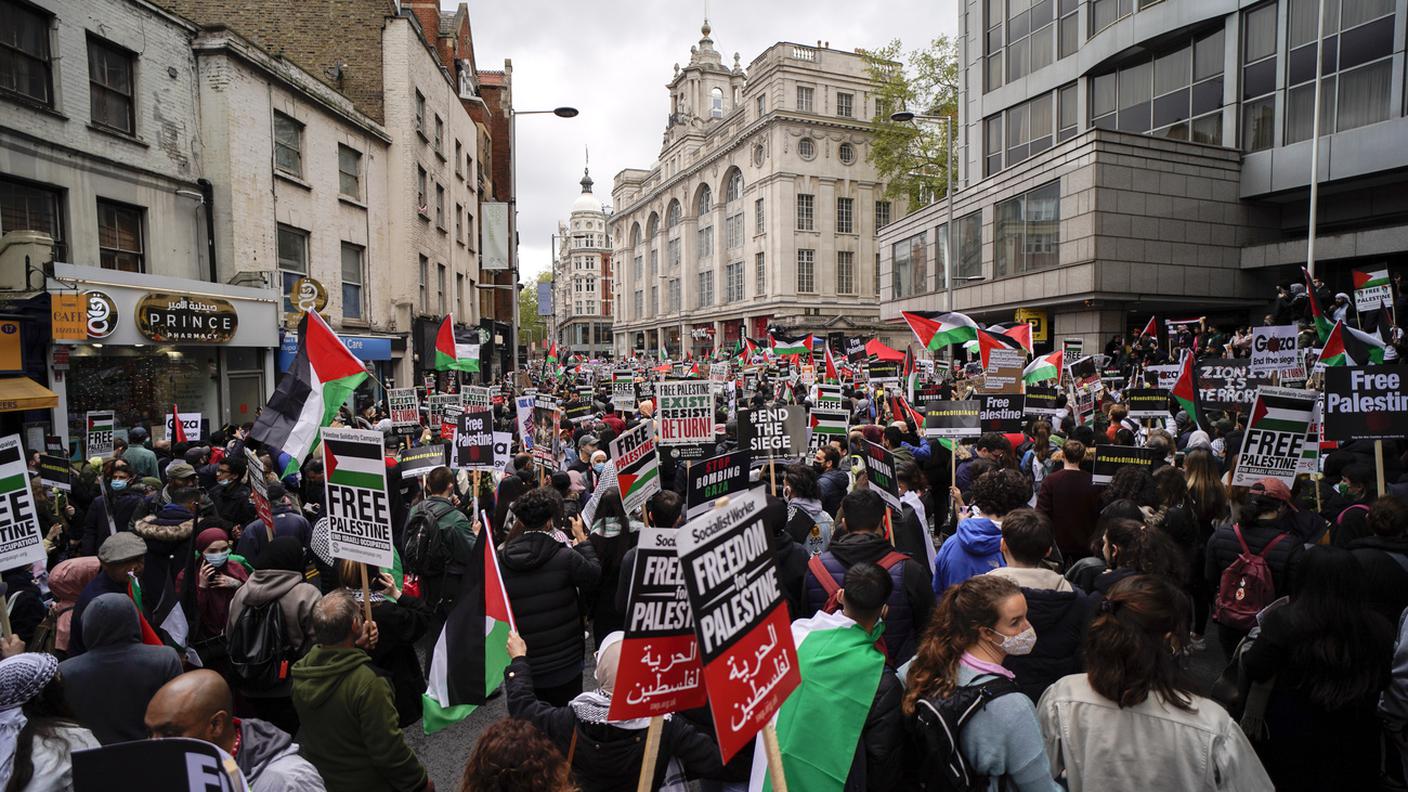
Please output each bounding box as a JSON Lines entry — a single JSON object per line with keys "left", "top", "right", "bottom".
{"left": 1323, "top": 366, "right": 1408, "bottom": 441}
{"left": 737, "top": 406, "right": 807, "bottom": 458}
{"left": 1194, "top": 358, "right": 1271, "bottom": 414}
{"left": 1091, "top": 445, "right": 1157, "bottom": 485}
{"left": 1123, "top": 387, "right": 1170, "bottom": 419}
{"left": 686, "top": 450, "right": 753, "bottom": 519}
{"left": 1023, "top": 386, "right": 1061, "bottom": 417}
{"left": 980, "top": 394, "right": 1025, "bottom": 433}
{"left": 924, "top": 400, "right": 981, "bottom": 438}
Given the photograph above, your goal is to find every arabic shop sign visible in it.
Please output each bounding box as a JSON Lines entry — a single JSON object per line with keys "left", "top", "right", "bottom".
{"left": 135, "top": 292, "right": 239, "bottom": 343}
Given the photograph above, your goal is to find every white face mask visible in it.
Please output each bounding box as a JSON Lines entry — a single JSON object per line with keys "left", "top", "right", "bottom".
{"left": 989, "top": 624, "right": 1037, "bottom": 656}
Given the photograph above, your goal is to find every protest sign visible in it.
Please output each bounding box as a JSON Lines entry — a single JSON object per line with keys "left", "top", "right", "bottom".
{"left": 1231, "top": 387, "right": 1317, "bottom": 487}
{"left": 1194, "top": 358, "right": 1270, "bottom": 414}
{"left": 532, "top": 395, "right": 562, "bottom": 468}
{"left": 1297, "top": 398, "right": 1323, "bottom": 475}
{"left": 1062, "top": 337, "right": 1084, "bottom": 361}
{"left": 1023, "top": 386, "right": 1062, "bottom": 418}
{"left": 164, "top": 412, "right": 203, "bottom": 443}
{"left": 609, "top": 422, "right": 662, "bottom": 515}
{"left": 514, "top": 395, "right": 535, "bottom": 450}
{"left": 1067, "top": 356, "right": 1098, "bottom": 387}
{"left": 612, "top": 380, "right": 636, "bottom": 413}
{"left": 439, "top": 403, "right": 461, "bottom": 442}
{"left": 924, "top": 400, "right": 981, "bottom": 438}
{"left": 73, "top": 738, "right": 248, "bottom": 792}
{"left": 710, "top": 362, "right": 729, "bottom": 384}
{"left": 868, "top": 359, "right": 899, "bottom": 382}
{"left": 979, "top": 394, "right": 1025, "bottom": 433}
{"left": 1354, "top": 267, "right": 1393, "bottom": 312}
{"left": 862, "top": 441, "right": 901, "bottom": 512}
{"left": 636, "top": 379, "right": 656, "bottom": 403}
{"left": 38, "top": 454, "right": 71, "bottom": 492}
{"left": 1250, "top": 325, "right": 1299, "bottom": 376}
{"left": 454, "top": 409, "right": 496, "bottom": 471}
{"left": 687, "top": 450, "right": 752, "bottom": 519}
{"left": 462, "top": 386, "right": 493, "bottom": 410}
{"left": 1148, "top": 364, "right": 1180, "bottom": 390}
{"left": 657, "top": 380, "right": 713, "bottom": 446}
{"left": 387, "top": 388, "right": 420, "bottom": 434}
{"left": 1123, "top": 388, "right": 1170, "bottom": 419}
{"left": 982, "top": 347, "right": 1026, "bottom": 393}
{"left": 808, "top": 408, "right": 849, "bottom": 452}
{"left": 1091, "top": 445, "right": 1157, "bottom": 485}
{"left": 1324, "top": 366, "right": 1408, "bottom": 441}
{"left": 610, "top": 526, "right": 708, "bottom": 721}
{"left": 564, "top": 400, "right": 594, "bottom": 426}
{"left": 737, "top": 406, "right": 807, "bottom": 458}
{"left": 492, "top": 432, "right": 512, "bottom": 477}
{"left": 812, "top": 383, "right": 845, "bottom": 408}
{"left": 322, "top": 427, "right": 393, "bottom": 568}
{"left": 0, "top": 436, "right": 46, "bottom": 570}
{"left": 675, "top": 487, "right": 800, "bottom": 762}
{"left": 244, "top": 447, "right": 274, "bottom": 539}
{"left": 85, "top": 411, "right": 114, "bottom": 459}
{"left": 397, "top": 444, "right": 446, "bottom": 478}
{"left": 427, "top": 394, "right": 460, "bottom": 429}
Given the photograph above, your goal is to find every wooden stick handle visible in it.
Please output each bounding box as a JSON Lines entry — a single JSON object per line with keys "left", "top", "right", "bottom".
{"left": 0, "top": 594, "right": 11, "bottom": 639}
{"left": 763, "top": 723, "right": 789, "bottom": 792}
{"left": 635, "top": 716, "right": 665, "bottom": 792}
{"left": 358, "top": 564, "right": 374, "bottom": 624}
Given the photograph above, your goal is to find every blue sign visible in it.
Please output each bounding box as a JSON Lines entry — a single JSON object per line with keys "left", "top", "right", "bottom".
{"left": 278, "top": 332, "right": 392, "bottom": 372}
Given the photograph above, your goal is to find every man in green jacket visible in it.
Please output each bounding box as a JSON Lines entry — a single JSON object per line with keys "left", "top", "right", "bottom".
{"left": 291, "top": 591, "right": 431, "bottom": 792}
{"left": 407, "top": 466, "right": 476, "bottom": 611}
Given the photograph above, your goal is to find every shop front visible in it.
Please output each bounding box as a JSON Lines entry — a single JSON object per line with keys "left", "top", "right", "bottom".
{"left": 277, "top": 331, "right": 402, "bottom": 409}
{"left": 49, "top": 263, "right": 279, "bottom": 451}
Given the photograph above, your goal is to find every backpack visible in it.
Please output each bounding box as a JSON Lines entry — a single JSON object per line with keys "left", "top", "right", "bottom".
{"left": 1212, "top": 524, "right": 1288, "bottom": 632}
{"left": 403, "top": 500, "right": 455, "bottom": 579}
{"left": 29, "top": 603, "right": 68, "bottom": 656}
{"left": 912, "top": 676, "right": 1022, "bottom": 791}
{"left": 227, "top": 600, "right": 291, "bottom": 691}
{"left": 808, "top": 551, "right": 909, "bottom": 614}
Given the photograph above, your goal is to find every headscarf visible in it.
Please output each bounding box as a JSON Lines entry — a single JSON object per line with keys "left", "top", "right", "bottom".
{"left": 195, "top": 528, "right": 230, "bottom": 552}
{"left": 0, "top": 653, "right": 58, "bottom": 789}
{"left": 253, "top": 536, "right": 305, "bottom": 572}
{"left": 567, "top": 631, "right": 653, "bottom": 729}
{"left": 47, "top": 557, "right": 101, "bottom": 653}
{"left": 1186, "top": 430, "right": 1212, "bottom": 450}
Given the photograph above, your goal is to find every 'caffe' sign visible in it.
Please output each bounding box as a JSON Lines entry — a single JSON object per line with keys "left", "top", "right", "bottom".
{"left": 136, "top": 293, "right": 239, "bottom": 343}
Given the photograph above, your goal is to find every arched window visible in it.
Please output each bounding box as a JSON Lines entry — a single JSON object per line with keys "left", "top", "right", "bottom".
{"left": 696, "top": 185, "right": 712, "bottom": 215}
{"left": 646, "top": 213, "right": 660, "bottom": 239}
{"left": 725, "top": 170, "right": 743, "bottom": 203}
{"left": 710, "top": 87, "right": 724, "bottom": 118}
{"left": 666, "top": 201, "right": 682, "bottom": 228}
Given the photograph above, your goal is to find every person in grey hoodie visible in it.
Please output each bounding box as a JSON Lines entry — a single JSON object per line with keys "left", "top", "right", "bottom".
{"left": 58, "top": 593, "right": 183, "bottom": 744}
{"left": 783, "top": 463, "right": 833, "bottom": 556}
{"left": 145, "top": 669, "right": 325, "bottom": 792}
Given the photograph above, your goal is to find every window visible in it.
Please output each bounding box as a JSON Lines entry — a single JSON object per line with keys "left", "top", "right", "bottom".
{"left": 668, "top": 279, "right": 681, "bottom": 312}
{"left": 634, "top": 290, "right": 644, "bottom": 318}
{"left": 697, "top": 225, "right": 713, "bottom": 261}
{"left": 277, "top": 224, "right": 309, "bottom": 313}
{"left": 633, "top": 254, "right": 643, "bottom": 281}
{"left": 725, "top": 214, "right": 743, "bottom": 249}
{"left": 651, "top": 285, "right": 658, "bottom": 313}
{"left": 418, "top": 255, "right": 429, "bottom": 313}
{"left": 796, "top": 85, "right": 814, "bottom": 112}
{"left": 797, "top": 250, "right": 816, "bottom": 292}
{"left": 456, "top": 273, "right": 465, "bottom": 317}
{"left": 1058, "top": 0, "right": 1080, "bottom": 58}
{"left": 756, "top": 94, "right": 766, "bottom": 116}
{"left": 88, "top": 37, "right": 134, "bottom": 134}
{"left": 798, "top": 137, "right": 815, "bottom": 159}
{"left": 1089, "top": 31, "right": 1223, "bottom": 143}
{"left": 667, "top": 201, "right": 682, "bottom": 227}
{"left": 836, "top": 197, "right": 854, "bottom": 234}
{"left": 754, "top": 198, "right": 766, "bottom": 232}
{"left": 436, "top": 264, "right": 447, "bottom": 315}
{"left": 995, "top": 181, "right": 1060, "bottom": 276}
{"left": 455, "top": 140, "right": 463, "bottom": 177}
{"left": 414, "top": 90, "right": 426, "bottom": 135}
{"left": 0, "top": 177, "right": 64, "bottom": 259}
{"left": 416, "top": 168, "right": 428, "bottom": 216}
{"left": 435, "top": 184, "right": 445, "bottom": 229}
{"left": 97, "top": 200, "right": 143, "bottom": 273}
{"left": 710, "top": 87, "right": 724, "bottom": 118}
{"left": 726, "top": 261, "right": 744, "bottom": 302}
{"left": 797, "top": 194, "right": 814, "bottom": 230}
{"left": 696, "top": 186, "right": 712, "bottom": 215}
{"left": 455, "top": 203, "right": 463, "bottom": 243}
{"left": 667, "top": 237, "right": 681, "bottom": 268}
{"left": 1, "top": 1, "right": 52, "bottom": 106}
{"left": 433, "top": 115, "right": 444, "bottom": 156}
{"left": 466, "top": 211, "right": 475, "bottom": 250}
{"left": 1242, "top": 3, "right": 1279, "bottom": 151}
{"left": 755, "top": 252, "right": 766, "bottom": 296}
{"left": 876, "top": 200, "right": 892, "bottom": 229}
{"left": 892, "top": 232, "right": 928, "bottom": 298}
{"left": 875, "top": 97, "right": 890, "bottom": 120}
{"left": 1058, "top": 83, "right": 1079, "bottom": 141}
{"left": 338, "top": 144, "right": 361, "bottom": 199}
{"left": 1089, "top": 0, "right": 1133, "bottom": 35}
{"left": 341, "top": 242, "right": 364, "bottom": 320}
{"left": 837, "top": 251, "right": 855, "bottom": 294}
{"left": 697, "top": 269, "right": 714, "bottom": 307}
{"left": 270, "top": 113, "right": 303, "bottom": 176}
{"left": 987, "top": 82, "right": 1079, "bottom": 176}
{"left": 837, "top": 92, "right": 854, "bottom": 117}
{"left": 839, "top": 142, "right": 855, "bottom": 164}
{"left": 955, "top": 210, "right": 984, "bottom": 279}
{"left": 726, "top": 171, "right": 743, "bottom": 203}
{"left": 1285, "top": 0, "right": 1395, "bottom": 144}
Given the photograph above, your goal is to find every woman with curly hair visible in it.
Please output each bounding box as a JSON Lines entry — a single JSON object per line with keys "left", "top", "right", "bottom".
{"left": 1037, "top": 575, "right": 1272, "bottom": 791}
{"left": 460, "top": 717, "right": 575, "bottom": 792}
{"left": 902, "top": 575, "right": 1061, "bottom": 791}
{"left": 934, "top": 469, "right": 1032, "bottom": 593}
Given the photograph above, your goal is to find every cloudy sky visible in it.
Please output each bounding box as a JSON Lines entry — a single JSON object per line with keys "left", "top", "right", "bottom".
{"left": 450, "top": 0, "right": 956, "bottom": 280}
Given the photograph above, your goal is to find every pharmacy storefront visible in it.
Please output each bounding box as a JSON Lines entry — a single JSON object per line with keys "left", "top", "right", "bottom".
{"left": 49, "top": 263, "right": 279, "bottom": 450}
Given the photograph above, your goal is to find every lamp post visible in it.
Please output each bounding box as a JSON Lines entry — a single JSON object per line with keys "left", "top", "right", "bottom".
{"left": 508, "top": 105, "right": 578, "bottom": 373}
{"left": 892, "top": 110, "right": 956, "bottom": 312}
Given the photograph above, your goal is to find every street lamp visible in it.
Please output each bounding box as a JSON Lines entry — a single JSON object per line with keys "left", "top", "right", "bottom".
{"left": 892, "top": 110, "right": 956, "bottom": 312}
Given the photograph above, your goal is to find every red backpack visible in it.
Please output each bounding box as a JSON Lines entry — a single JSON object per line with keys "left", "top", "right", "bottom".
{"left": 808, "top": 551, "right": 909, "bottom": 614}
{"left": 1212, "top": 524, "right": 1288, "bottom": 632}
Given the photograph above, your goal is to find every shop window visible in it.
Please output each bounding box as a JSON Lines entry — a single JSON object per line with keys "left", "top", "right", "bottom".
{"left": 277, "top": 224, "right": 308, "bottom": 313}
{"left": 97, "top": 200, "right": 144, "bottom": 273}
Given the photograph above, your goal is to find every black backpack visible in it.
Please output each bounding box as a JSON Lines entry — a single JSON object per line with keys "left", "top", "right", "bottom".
{"left": 228, "top": 600, "right": 290, "bottom": 691}
{"left": 912, "top": 676, "right": 1022, "bottom": 791}
{"left": 403, "top": 500, "right": 454, "bottom": 579}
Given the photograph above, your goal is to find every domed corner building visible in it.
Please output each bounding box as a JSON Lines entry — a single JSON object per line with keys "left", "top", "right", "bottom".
{"left": 552, "top": 165, "right": 615, "bottom": 361}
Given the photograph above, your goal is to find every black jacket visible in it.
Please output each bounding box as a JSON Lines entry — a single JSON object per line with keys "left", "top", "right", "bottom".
{"left": 0, "top": 570, "right": 46, "bottom": 646}
{"left": 803, "top": 532, "right": 934, "bottom": 665}
{"left": 1348, "top": 534, "right": 1408, "bottom": 626}
{"left": 209, "top": 481, "right": 256, "bottom": 527}
{"left": 499, "top": 532, "right": 601, "bottom": 687}
{"left": 503, "top": 657, "right": 721, "bottom": 792}
{"left": 848, "top": 668, "right": 904, "bottom": 792}
{"left": 1002, "top": 584, "right": 1097, "bottom": 702}
{"left": 1204, "top": 517, "right": 1305, "bottom": 605}
{"left": 818, "top": 468, "right": 849, "bottom": 516}
{"left": 79, "top": 489, "right": 144, "bottom": 555}
{"left": 364, "top": 594, "right": 432, "bottom": 728}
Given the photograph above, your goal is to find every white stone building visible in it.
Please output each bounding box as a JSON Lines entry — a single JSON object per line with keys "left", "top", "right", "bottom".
{"left": 553, "top": 167, "right": 613, "bottom": 358}
{"left": 610, "top": 23, "right": 898, "bottom": 359}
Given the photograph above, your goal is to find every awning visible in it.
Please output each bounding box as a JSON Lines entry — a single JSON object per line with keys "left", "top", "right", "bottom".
{"left": 0, "top": 377, "right": 57, "bottom": 412}
{"left": 865, "top": 338, "right": 906, "bottom": 362}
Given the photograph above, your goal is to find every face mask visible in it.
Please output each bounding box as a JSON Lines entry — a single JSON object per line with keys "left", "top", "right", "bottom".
{"left": 990, "top": 624, "right": 1037, "bottom": 656}
{"left": 219, "top": 478, "right": 234, "bottom": 487}
{"left": 110, "top": 479, "right": 129, "bottom": 491}
{"left": 592, "top": 462, "right": 605, "bottom": 474}
{"left": 812, "top": 461, "right": 825, "bottom": 472}
{"left": 1336, "top": 483, "right": 1350, "bottom": 496}
{"left": 204, "top": 551, "right": 229, "bottom": 567}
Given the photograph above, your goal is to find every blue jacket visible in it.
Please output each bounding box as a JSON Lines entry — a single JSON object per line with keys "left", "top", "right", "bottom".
{"left": 933, "top": 517, "right": 1004, "bottom": 594}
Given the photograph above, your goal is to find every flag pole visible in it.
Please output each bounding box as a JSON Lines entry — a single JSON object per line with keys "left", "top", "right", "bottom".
{"left": 763, "top": 723, "right": 790, "bottom": 792}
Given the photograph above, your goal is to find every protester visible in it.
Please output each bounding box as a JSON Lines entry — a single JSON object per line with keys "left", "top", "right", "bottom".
{"left": 1205, "top": 480, "right": 1305, "bottom": 654}
{"left": 0, "top": 566, "right": 45, "bottom": 648}
{"left": 934, "top": 469, "right": 1031, "bottom": 592}
{"left": 334, "top": 560, "right": 430, "bottom": 728}
{"left": 1331, "top": 463, "right": 1377, "bottom": 547}
{"left": 783, "top": 463, "right": 833, "bottom": 556}
{"left": 813, "top": 444, "right": 849, "bottom": 517}
{"left": 46, "top": 556, "right": 100, "bottom": 658}
{"left": 585, "top": 488, "right": 641, "bottom": 648}
{"left": 210, "top": 456, "right": 257, "bottom": 529}
{"left": 1036, "top": 440, "right": 1101, "bottom": 561}
{"left": 77, "top": 459, "right": 142, "bottom": 556}
{"left": 0, "top": 653, "right": 98, "bottom": 792}
{"left": 457, "top": 717, "right": 574, "bottom": 792}
{"left": 955, "top": 434, "right": 1014, "bottom": 496}
{"left": 176, "top": 527, "right": 247, "bottom": 668}
{"left": 120, "top": 426, "right": 160, "bottom": 479}
{"left": 236, "top": 483, "right": 313, "bottom": 560}
{"left": 895, "top": 460, "right": 934, "bottom": 574}
{"left": 67, "top": 532, "right": 148, "bottom": 657}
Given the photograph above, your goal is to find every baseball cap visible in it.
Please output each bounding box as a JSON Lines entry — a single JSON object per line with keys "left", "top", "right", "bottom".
{"left": 97, "top": 533, "right": 147, "bottom": 564}
{"left": 166, "top": 461, "right": 197, "bottom": 480}
{"left": 1250, "top": 478, "right": 1295, "bottom": 509}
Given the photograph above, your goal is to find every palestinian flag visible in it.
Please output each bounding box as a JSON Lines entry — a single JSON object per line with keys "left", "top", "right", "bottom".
{"left": 988, "top": 322, "right": 1034, "bottom": 353}
{"left": 1303, "top": 267, "right": 1333, "bottom": 342}
{"left": 749, "top": 611, "right": 885, "bottom": 792}
{"left": 1139, "top": 316, "right": 1157, "bottom": 338}
{"left": 1354, "top": 268, "right": 1390, "bottom": 290}
{"left": 1321, "top": 320, "right": 1386, "bottom": 366}
{"left": 1249, "top": 392, "right": 1312, "bottom": 435}
{"left": 423, "top": 527, "right": 517, "bottom": 734}
{"left": 250, "top": 311, "right": 368, "bottom": 477}
{"left": 170, "top": 403, "right": 187, "bottom": 444}
{"left": 738, "top": 337, "right": 760, "bottom": 362}
{"left": 772, "top": 332, "right": 812, "bottom": 357}
{"left": 126, "top": 574, "right": 167, "bottom": 648}
{"left": 975, "top": 327, "right": 1021, "bottom": 369}
{"left": 323, "top": 434, "right": 385, "bottom": 491}
{"left": 824, "top": 344, "right": 839, "bottom": 382}
{"left": 901, "top": 310, "right": 978, "bottom": 351}
{"left": 546, "top": 342, "right": 559, "bottom": 365}
{"left": 1023, "top": 350, "right": 1063, "bottom": 385}
{"left": 1171, "top": 352, "right": 1198, "bottom": 426}
{"left": 434, "top": 315, "right": 480, "bottom": 372}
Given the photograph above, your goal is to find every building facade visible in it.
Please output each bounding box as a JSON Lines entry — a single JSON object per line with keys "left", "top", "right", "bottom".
{"left": 553, "top": 168, "right": 613, "bottom": 357}
{"left": 881, "top": 0, "right": 1408, "bottom": 352}
{"left": 610, "top": 24, "right": 899, "bottom": 359}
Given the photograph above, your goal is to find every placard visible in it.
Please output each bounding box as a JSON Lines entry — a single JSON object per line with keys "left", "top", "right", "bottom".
{"left": 609, "top": 526, "right": 707, "bottom": 721}
{"left": 808, "top": 408, "right": 849, "bottom": 452}
{"left": 322, "top": 427, "right": 393, "bottom": 568}
{"left": 73, "top": 738, "right": 248, "bottom": 792}
{"left": 1194, "top": 358, "right": 1270, "bottom": 414}
{"left": 454, "top": 409, "right": 496, "bottom": 472}
{"left": 0, "top": 436, "right": 46, "bottom": 570}
{"left": 439, "top": 403, "right": 462, "bottom": 442}
{"left": 813, "top": 383, "right": 844, "bottom": 408}
{"left": 244, "top": 447, "right": 274, "bottom": 539}
{"left": 862, "top": 441, "right": 901, "bottom": 512}
{"left": 462, "top": 385, "right": 493, "bottom": 410}
{"left": 737, "top": 406, "right": 807, "bottom": 458}
{"left": 564, "top": 401, "right": 594, "bottom": 426}
{"left": 1023, "top": 386, "right": 1061, "bottom": 418}
{"left": 867, "top": 359, "right": 899, "bottom": 381}
{"left": 924, "top": 400, "right": 981, "bottom": 438}
{"left": 1230, "top": 387, "right": 1317, "bottom": 487}
{"left": 1123, "top": 388, "right": 1169, "bottom": 419}
{"left": 657, "top": 380, "right": 714, "bottom": 446}
{"left": 1090, "top": 445, "right": 1157, "bottom": 486}
{"left": 1354, "top": 268, "right": 1394, "bottom": 312}
{"left": 1062, "top": 337, "right": 1084, "bottom": 361}
{"left": 609, "top": 422, "right": 661, "bottom": 516}
{"left": 674, "top": 488, "right": 800, "bottom": 762}
{"left": 982, "top": 347, "right": 1025, "bottom": 393}
{"left": 1148, "top": 364, "right": 1180, "bottom": 390}
{"left": 427, "top": 394, "right": 460, "bottom": 429}
{"left": 514, "top": 395, "right": 535, "bottom": 451}
{"left": 397, "top": 444, "right": 447, "bottom": 479}
{"left": 979, "top": 394, "right": 1025, "bottom": 433}
{"left": 612, "top": 380, "right": 636, "bottom": 413}
{"left": 1297, "top": 398, "right": 1322, "bottom": 475}
{"left": 532, "top": 395, "right": 562, "bottom": 468}
{"left": 38, "top": 454, "right": 71, "bottom": 492}
{"left": 387, "top": 388, "right": 420, "bottom": 434}
{"left": 164, "top": 412, "right": 203, "bottom": 444}
{"left": 85, "top": 411, "right": 114, "bottom": 459}
{"left": 1250, "top": 325, "right": 1299, "bottom": 376}
{"left": 1324, "top": 366, "right": 1408, "bottom": 441}
{"left": 492, "top": 432, "right": 512, "bottom": 477}
{"left": 686, "top": 450, "right": 752, "bottom": 520}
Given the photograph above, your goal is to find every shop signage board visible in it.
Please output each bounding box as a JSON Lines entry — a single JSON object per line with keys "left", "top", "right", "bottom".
{"left": 50, "top": 294, "right": 86, "bottom": 341}
{"left": 387, "top": 388, "right": 420, "bottom": 434}
{"left": 737, "top": 406, "right": 807, "bottom": 459}
{"left": 135, "top": 293, "right": 239, "bottom": 343}
{"left": 82, "top": 291, "right": 118, "bottom": 340}
{"left": 288, "top": 277, "right": 328, "bottom": 314}
{"left": 453, "top": 409, "right": 496, "bottom": 472}
{"left": 1230, "top": 387, "right": 1318, "bottom": 488}
{"left": 609, "top": 422, "right": 661, "bottom": 516}
{"left": 0, "top": 436, "right": 47, "bottom": 570}
{"left": 322, "top": 427, "right": 394, "bottom": 568}
{"left": 686, "top": 450, "right": 752, "bottom": 520}
{"left": 924, "top": 400, "right": 981, "bottom": 438}
{"left": 1323, "top": 366, "right": 1408, "bottom": 441}
{"left": 657, "top": 381, "right": 714, "bottom": 446}
{"left": 397, "top": 444, "right": 446, "bottom": 479}
{"left": 85, "top": 411, "right": 114, "bottom": 459}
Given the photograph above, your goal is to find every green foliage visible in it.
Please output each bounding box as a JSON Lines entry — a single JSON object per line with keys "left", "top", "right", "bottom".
{"left": 862, "top": 37, "right": 959, "bottom": 210}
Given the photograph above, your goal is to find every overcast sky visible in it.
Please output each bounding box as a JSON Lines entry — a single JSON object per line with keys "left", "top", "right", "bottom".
{"left": 450, "top": 0, "right": 956, "bottom": 280}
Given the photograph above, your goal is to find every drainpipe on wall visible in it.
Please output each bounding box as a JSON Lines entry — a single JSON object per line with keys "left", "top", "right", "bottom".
{"left": 198, "top": 178, "right": 218, "bottom": 283}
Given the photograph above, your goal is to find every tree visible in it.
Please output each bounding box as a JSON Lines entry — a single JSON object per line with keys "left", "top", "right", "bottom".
{"left": 516, "top": 271, "right": 551, "bottom": 355}
{"left": 863, "top": 37, "right": 959, "bottom": 209}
